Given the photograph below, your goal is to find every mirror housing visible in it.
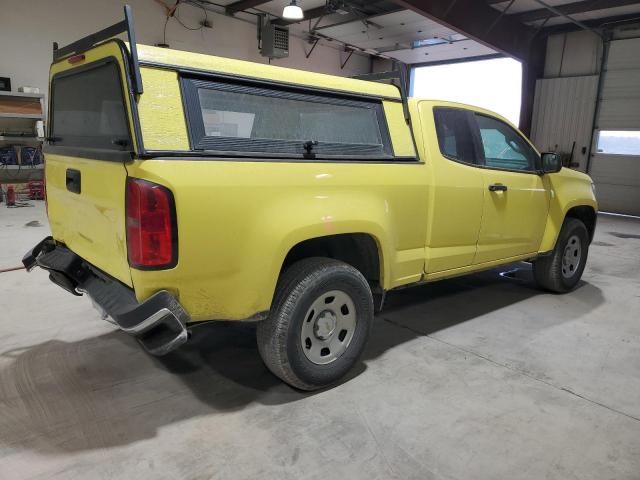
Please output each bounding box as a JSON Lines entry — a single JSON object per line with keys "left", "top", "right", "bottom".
{"left": 541, "top": 152, "right": 562, "bottom": 174}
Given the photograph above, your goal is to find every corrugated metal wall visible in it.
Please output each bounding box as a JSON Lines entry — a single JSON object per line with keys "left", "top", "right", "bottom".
{"left": 590, "top": 37, "right": 640, "bottom": 216}
{"left": 530, "top": 76, "right": 598, "bottom": 171}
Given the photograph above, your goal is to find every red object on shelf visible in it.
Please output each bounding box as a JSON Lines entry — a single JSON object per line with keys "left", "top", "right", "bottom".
{"left": 28, "top": 181, "right": 45, "bottom": 200}
{"left": 6, "top": 185, "right": 16, "bottom": 206}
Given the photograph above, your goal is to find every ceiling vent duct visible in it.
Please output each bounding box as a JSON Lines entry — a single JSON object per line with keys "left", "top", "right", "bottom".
{"left": 259, "top": 16, "right": 290, "bottom": 59}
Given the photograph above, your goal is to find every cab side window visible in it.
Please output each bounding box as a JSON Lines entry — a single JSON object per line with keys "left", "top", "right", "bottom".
{"left": 474, "top": 114, "right": 538, "bottom": 171}
{"left": 434, "top": 108, "right": 477, "bottom": 165}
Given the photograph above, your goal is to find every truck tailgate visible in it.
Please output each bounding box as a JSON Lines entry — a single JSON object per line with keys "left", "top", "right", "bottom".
{"left": 46, "top": 154, "right": 131, "bottom": 286}
{"left": 45, "top": 43, "right": 135, "bottom": 286}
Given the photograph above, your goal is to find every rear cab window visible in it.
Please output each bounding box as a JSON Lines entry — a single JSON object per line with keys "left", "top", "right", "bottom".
{"left": 181, "top": 77, "right": 393, "bottom": 159}
{"left": 433, "top": 107, "right": 478, "bottom": 165}
{"left": 50, "top": 59, "right": 131, "bottom": 155}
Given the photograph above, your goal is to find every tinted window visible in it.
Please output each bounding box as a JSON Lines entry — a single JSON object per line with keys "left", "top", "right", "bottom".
{"left": 51, "top": 62, "right": 130, "bottom": 150}
{"left": 433, "top": 108, "right": 476, "bottom": 164}
{"left": 184, "top": 79, "right": 390, "bottom": 158}
{"left": 475, "top": 114, "right": 538, "bottom": 171}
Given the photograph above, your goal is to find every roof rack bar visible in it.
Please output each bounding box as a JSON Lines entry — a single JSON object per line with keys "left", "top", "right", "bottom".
{"left": 124, "top": 5, "right": 143, "bottom": 95}
{"left": 351, "top": 70, "right": 403, "bottom": 82}
{"left": 352, "top": 66, "right": 411, "bottom": 122}
{"left": 52, "top": 5, "right": 143, "bottom": 94}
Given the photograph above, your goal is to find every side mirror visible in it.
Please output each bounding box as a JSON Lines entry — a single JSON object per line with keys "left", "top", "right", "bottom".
{"left": 541, "top": 152, "right": 562, "bottom": 174}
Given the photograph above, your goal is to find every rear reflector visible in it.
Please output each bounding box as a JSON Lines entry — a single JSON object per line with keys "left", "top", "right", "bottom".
{"left": 126, "top": 178, "right": 177, "bottom": 269}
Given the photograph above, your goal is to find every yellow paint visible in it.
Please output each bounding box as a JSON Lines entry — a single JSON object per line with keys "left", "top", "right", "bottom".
{"left": 46, "top": 41, "right": 135, "bottom": 286}
{"left": 45, "top": 43, "right": 598, "bottom": 322}
{"left": 474, "top": 169, "right": 549, "bottom": 264}
{"left": 425, "top": 252, "right": 537, "bottom": 282}
{"left": 135, "top": 44, "right": 400, "bottom": 100}
{"left": 46, "top": 156, "right": 131, "bottom": 286}
{"left": 538, "top": 168, "right": 598, "bottom": 252}
{"left": 126, "top": 159, "right": 429, "bottom": 320}
{"left": 416, "top": 100, "right": 484, "bottom": 273}
{"left": 138, "top": 67, "right": 190, "bottom": 150}
{"left": 383, "top": 101, "right": 416, "bottom": 158}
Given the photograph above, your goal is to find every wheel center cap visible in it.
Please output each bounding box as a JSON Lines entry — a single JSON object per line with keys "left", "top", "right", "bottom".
{"left": 314, "top": 310, "right": 337, "bottom": 340}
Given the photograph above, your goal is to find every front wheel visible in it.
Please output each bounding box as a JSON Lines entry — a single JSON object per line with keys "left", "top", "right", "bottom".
{"left": 533, "top": 218, "right": 589, "bottom": 293}
{"left": 257, "top": 258, "right": 374, "bottom": 391}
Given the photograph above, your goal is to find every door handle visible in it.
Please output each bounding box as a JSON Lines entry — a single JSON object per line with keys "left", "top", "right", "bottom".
{"left": 66, "top": 169, "right": 81, "bottom": 194}
{"left": 488, "top": 183, "right": 508, "bottom": 192}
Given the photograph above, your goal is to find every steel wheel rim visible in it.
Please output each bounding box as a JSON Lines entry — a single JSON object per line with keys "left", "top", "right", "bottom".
{"left": 561, "top": 234, "right": 582, "bottom": 279}
{"left": 300, "top": 290, "right": 357, "bottom": 365}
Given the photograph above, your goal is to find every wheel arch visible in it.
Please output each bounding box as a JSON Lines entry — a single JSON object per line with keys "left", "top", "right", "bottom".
{"left": 539, "top": 202, "right": 598, "bottom": 253}
{"left": 278, "top": 232, "right": 385, "bottom": 291}
{"left": 565, "top": 205, "right": 597, "bottom": 243}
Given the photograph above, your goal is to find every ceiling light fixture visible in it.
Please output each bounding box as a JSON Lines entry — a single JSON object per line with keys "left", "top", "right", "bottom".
{"left": 283, "top": 0, "right": 304, "bottom": 21}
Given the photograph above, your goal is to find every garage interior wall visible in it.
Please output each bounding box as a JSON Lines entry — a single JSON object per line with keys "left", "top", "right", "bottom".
{"left": 530, "top": 31, "right": 602, "bottom": 172}
{"left": 0, "top": 0, "right": 372, "bottom": 96}
{"left": 531, "top": 26, "right": 640, "bottom": 215}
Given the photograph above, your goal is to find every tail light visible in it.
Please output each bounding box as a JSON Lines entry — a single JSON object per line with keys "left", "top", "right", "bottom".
{"left": 126, "top": 178, "right": 177, "bottom": 269}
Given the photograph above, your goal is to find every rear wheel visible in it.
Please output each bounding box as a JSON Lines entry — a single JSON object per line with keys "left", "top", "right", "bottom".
{"left": 533, "top": 218, "right": 589, "bottom": 293}
{"left": 257, "top": 258, "right": 373, "bottom": 391}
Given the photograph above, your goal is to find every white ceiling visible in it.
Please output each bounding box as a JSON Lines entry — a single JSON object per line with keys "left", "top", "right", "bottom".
{"left": 316, "top": 10, "right": 498, "bottom": 64}
{"left": 214, "top": 0, "right": 640, "bottom": 64}
{"left": 387, "top": 40, "right": 497, "bottom": 64}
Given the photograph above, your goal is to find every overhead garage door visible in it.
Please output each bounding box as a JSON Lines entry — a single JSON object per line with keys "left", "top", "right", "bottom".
{"left": 589, "top": 37, "right": 640, "bottom": 216}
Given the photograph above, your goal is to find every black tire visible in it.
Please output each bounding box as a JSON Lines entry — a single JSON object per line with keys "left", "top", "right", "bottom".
{"left": 257, "top": 258, "right": 374, "bottom": 391}
{"left": 533, "top": 217, "right": 589, "bottom": 293}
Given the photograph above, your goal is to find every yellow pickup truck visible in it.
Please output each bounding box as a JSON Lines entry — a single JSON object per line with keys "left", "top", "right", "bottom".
{"left": 24, "top": 8, "right": 597, "bottom": 390}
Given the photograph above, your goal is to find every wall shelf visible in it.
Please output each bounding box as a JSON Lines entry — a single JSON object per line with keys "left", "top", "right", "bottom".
{"left": 0, "top": 136, "right": 45, "bottom": 142}
{"left": 0, "top": 112, "right": 43, "bottom": 119}
{"left": 0, "top": 91, "right": 45, "bottom": 99}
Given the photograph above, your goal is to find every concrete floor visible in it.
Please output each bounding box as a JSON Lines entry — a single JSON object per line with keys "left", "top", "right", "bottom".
{"left": 1, "top": 202, "right": 639, "bottom": 480}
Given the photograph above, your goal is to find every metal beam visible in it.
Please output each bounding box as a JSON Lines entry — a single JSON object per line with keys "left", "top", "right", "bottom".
{"left": 410, "top": 53, "right": 505, "bottom": 69}
{"left": 390, "top": 0, "right": 537, "bottom": 60}
{"left": 225, "top": 0, "right": 270, "bottom": 15}
{"left": 542, "top": 11, "right": 640, "bottom": 33}
{"left": 514, "top": 0, "right": 640, "bottom": 23}
{"left": 520, "top": 36, "right": 547, "bottom": 136}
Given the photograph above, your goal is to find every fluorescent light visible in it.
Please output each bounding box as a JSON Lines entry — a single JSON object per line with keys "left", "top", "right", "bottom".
{"left": 283, "top": 1, "right": 304, "bottom": 20}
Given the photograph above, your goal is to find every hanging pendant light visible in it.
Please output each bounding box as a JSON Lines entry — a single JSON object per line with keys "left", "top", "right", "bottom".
{"left": 283, "top": 0, "right": 304, "bottom": 20}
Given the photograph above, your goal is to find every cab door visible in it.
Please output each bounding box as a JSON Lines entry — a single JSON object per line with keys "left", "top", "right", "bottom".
{"left": 419, "top": 103, "right": 484, "bottom": 273}
{"left": 471, "top": 113, "right": 550, "bottom": 264}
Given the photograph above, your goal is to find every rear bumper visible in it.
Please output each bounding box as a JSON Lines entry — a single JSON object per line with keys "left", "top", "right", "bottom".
{"left": 23, "top": 237, "right": 190, "bottom": 355}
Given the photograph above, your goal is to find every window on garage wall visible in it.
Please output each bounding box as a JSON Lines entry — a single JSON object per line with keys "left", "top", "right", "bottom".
{"left": 596, "top": 130, "right": 640, "bottom": 156}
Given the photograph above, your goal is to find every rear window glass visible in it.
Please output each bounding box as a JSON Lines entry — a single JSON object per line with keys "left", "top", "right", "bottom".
{"left": 51, "top": 61, "right": 130, "bottom": 150}
{"left": 433, "top": 108, "right": 476, "bottom": 164}
{"left": 182, "top": 78, "right": 391, "bottom": 158}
